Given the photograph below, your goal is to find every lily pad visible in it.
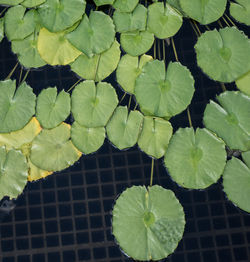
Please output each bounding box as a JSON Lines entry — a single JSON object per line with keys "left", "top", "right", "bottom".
{"left": 71, "top": 121, "right": 105, "bottom": 154}
{"left": 116, "top": 54, "right": 153, "bottom": 94}
{"left": 120, "top": 30, "right": 154, "bottom": 57}
{"left": 179, "top": 0, "right": 227, "bottom": 24}
{"left": 165, "top": 128, "right": 227, "bottom": 189}
{"left": 147, "top": 2, "right": 183, "bottom": 39}
{"left": 0, "top": 147, "right": 28, "bottom": 200}
{"left": 12, "top": 31, "right": 46, "bottom": 68}
{"left": 0, "top": 0, "right": 23, "bottom": 6}
{"left": 167, "top": 0, "right": 182, "bottom": 12}
{"left": 0, "top": 18, "right": 4, "bottom": 42}
{"left": 230, "top": 0, "right": 250, "bottom": 26}
{"left": 22, "top": 0, "right": 45, "bottom": 7}
{"left": 203, "top": 91, "right": 250, "bottom": 151}
{"left": 71, "top": 80, "right": 118, "bottom": 128}
{"left": 113, "top": 0, "right": 139, "bottom": 12}
{"left": 5, "top": 5, "right": 36, "bottom": 41}
{"left": 0, "top": 80, "right": 36, "bottom": 133}
{"left": 36, "top": 87, "right": 71, "bottom": 129}
{"left": 113, "top": 4, "right": 147, "bottom": 33}
{"left": 135, "top": 60, "right": 195, "bottom": 118}
{"left": 195, "top": 27, "right": 250, "bottom": 83}
{"left": 106, "top": 106, "right": 143, "bottom": 150}
{"left": 112, "top": 185, "right": 185, "bottom": 261}
{"left": 223, "top": 157, "right": 250, "bottom": 212}
{"left": 94, "top": 0, "right": 114, "bottom": 6}
{"left": 138, "top": 116, "right": 173, "bottom": 159}
{"left": 235, "top": 71, "right": 250, "bottom": 96}
{"left": 30, "top": 123, "right": 82, "bottom": 172}
{"left": 242, "top": 151, "right": 250, "bottom": 168}
{"left": 28, "top": 158, "right": 53, "bottom": 182}
{"left": 38, "top": 0, "right": 86, "bottom": 32}
{"left": 37, "top": 27, "right": 81, "bottom": 66}
{"left": 67, "top": 11, "right": 115, "bottom": 58}
{"left": 71, "top": 40, "right": 121, "bottom": 82}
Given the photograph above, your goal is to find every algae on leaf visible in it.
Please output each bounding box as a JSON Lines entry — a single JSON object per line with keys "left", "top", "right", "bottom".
{"left": 112, "top": 185, "right": 185, "bottom": 261}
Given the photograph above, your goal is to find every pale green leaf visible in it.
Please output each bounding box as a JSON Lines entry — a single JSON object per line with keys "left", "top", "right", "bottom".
{"left": 235, "top": 71, "right": 250, "bottom": 96}
{"left": 230, "top": 0, "right": 250, "bottom": 26}
{"left": 22, "top": 0, "right": 45, "bottom": 7}
{"left": 113, "top": 0, "right": 139, "bottom": 12}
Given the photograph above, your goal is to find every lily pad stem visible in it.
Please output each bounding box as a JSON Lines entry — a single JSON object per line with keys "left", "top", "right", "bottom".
{"left": 162, "top": 40, "right": 166, "bottom": 61}
{"left": 0, "top": 7, "right": 7, "bottom": 17}
{"left": 67, "top": 78, "right": 82, "bottom": 93}
{"left": 187, "top": 107, "right": 193, "bottom": 127}
{"left": 128, "top": 95, "right": 132, "bottom": 109}
{"left": 224, "top": 14, "right": 236, "bottom": 27}
{"left": 192, "top": 20, "right": 202, "bottom": 36}
{"left": 134, "top": 102, "right": 138, "bottom": 110}
{"left": 158, "top": 39, "right": 161, "bottom": 60}
{"left": 119, "top": 92, "right": 127, "bottom": 104}
{"left": 20, "top": 69, "right": 30, "bottom": 86}
{"left": 221, "top": 16, "right": 230, "bottom": 27}
{"left": 171, "top": 37, "right": 179, "bottom": 62}
{"left": 150, "top": 158, "right": 154, "bottom": 187}
{"left": 5, "top": 62, "right": 19, "bottom": 80}
{"left": 205, "top": 25, "right": 210, "bottom": 31}
{"left": 218, "top": 20, "right": 223, "bottom": 28}
{"left": 220, "top": 82, "right": 227, "bottom": 92}
{"left": 189, "top": 20, "right": 199, "bottom": 37}
{"left": 154, "top": 40, "right": 156, "bottom": 59}
{"left": 19, "top": 66, "right": 23, "bottom": 85}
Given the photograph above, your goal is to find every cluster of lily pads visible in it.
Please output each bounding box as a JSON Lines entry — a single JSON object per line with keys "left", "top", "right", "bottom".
{"left": 0, "top": 0, "right": 250, "bottom": 261}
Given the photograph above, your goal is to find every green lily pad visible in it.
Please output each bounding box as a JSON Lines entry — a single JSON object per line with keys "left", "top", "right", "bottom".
{"left": 135, "top": 60, "right": 195, "bottom": 118}
{"left": 5, "top": 5, "right": 36, "bottom": 41}
{"left": 113, "top": 0, "right": 139, "bottom": 12}
{"left": 0, "top": 80, "right": 36, "bottom": 133}
{"left": 138, "top": 116, "right": 173, "bottom": 159}
{"left": 12, "top": 31, "right": 46, "bottom": 68}
{"left": 116, "top": 54, "right": 153, "bottom": 94}
{"left": 0, "top": 18, "right": 4, "bottom": 42}
{"left": 67, "top": 11, "right": 115, "bottom": 58}
{"left": 223, "top": 157, "right": 250, "bottom": 212}
{"left": 94, "top": 0, "right": 114, "bottom": 6}
{"left": 0, "top": 147, "right": 28, "bottom": 200}
{"left": 38, "top": 0, "right": 86, "bottom": 32}
{"left": 36, "top": 87, "right": 71, "bottom": 129}
{"left": 0, "top": 0, "right": 23, "bottom": 6}
{"left": 242, "top": 151, "right": 250, "bottom": 168}
{"left": 165, "top": 128, "right": 227, "bottom": 189}
{"left": 72, "top": 80, "right": 118, "bottom": 128}
{"left": 71, "top": 40, "right": 120, "bottom": 82}
{"left": 147, "top": 2, "right": 183, "bottom": 39}
{"left": 230, "top": 0, "right": 250, "bottom": 26}
{"left": 235, "top": 71, "right": 250, "bottom": 96}
{"left": 37, "top": 27, "right": 81, "bottom": 66}
{"left": 30, "top": 123, "right": 82, "bottom": 172}
{"left": 204, "top": 91, "right": 250, "bottom": 151}
{"left": 179, "top": 0, "right": 227, "bottom": 25}
{"left": 113, "top": 4, "right": 147, "bottom": 33}
{"left": 22, "top": 0, "right": 45, "bottom": 7}
{"left": 28, "top": 158, "right": 53, "bottom": 182}
{"left": 106, "top": 106, "right": 143, "bottom": 150}
{"left": 195, "top": 27, "right": 250, "bottom": 83}
{"left": 71, "top": 121, "right": 105, "bottom": 154}
{"left": 167, "top": 0, "right": 182, "bottom": 12}
{"left": 112, "top": 185, "right": 185, "bottom": 261}
{"left": 120, "top": 30, "right": 154, "bottom": 57}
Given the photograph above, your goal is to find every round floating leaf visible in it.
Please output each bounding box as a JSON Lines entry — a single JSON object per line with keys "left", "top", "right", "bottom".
{"left": 12, "top": 31, "right": 46, "bottom": 68}
{"left": 113, "top": 0, "right": 139, "bottom": 12}
{"left": 120, "top": 30, "right": 154, "bottom": 57}
{"left": 71, "top": 121, "right": 105, "bottom": 154}
{"left": 38, "top": 0, "right": 86, "bottom": 32}
{"left": 179, "top": 0, "right": 227, "bottom": 24}
{"left": 106, "top": 106, "right": 143, "bottom": 150}
{"left": 230, "top": 0, "right": 250, "bottom": 26}
{"left": 0, "top": 0, "right": 23, "bottom": 6}
{"left": 5, "top": 6, "right": 36, "bottom": 41}
{"left": 30, "top": 123, "right": 82, "bottom": 172}
{"left": 112, "top": 185, "right": 185, "bottom": 261}
{"left": 204, "top": 91, "right": 250, "bottom": 151}
{"left": 165, "top": 128, "right": 227, "bottom": 189}
{"left": 71, "top": 80, "right": 118, "bottom": 128}
{"left": 37, "top": 27, "right": 81, "bottom": 66}
{"left": 22, "top": 0, "right": 45, "bottom": 7}
{"left": 36, "top": 87, "right": 71, "bottom": 129}
{"left": 167, "top": 0, "right": 183, "bottom": 12}
{"left": 138, "top": 116, "right": 173, "bottom": 159}
{"left": 236, "top": 71, "right": 250, "bottom": 96}
{"left": 28, "top": 158, "right": 53, "bottom": 182}
{"left": 0, "top": 80, "right": 36, "bottom": 133}
{"left": 71, "top": 40, "right": 120, "bottom": 82}
{"left": 223, "top": 157, "right": 250, "bottom": 212}
{"left": 0, "top": 18, "right": 4, "bottom": 43}
{"left": 147, "top": 2, "right": 182, "bottom": 39}
{"left": 94, "top": 0, "right": 114, "bottom": 6}
{"left": 242, "top": 151, "right": 250, "bottom": 168}
{"left": 0, "top": 147, "right": 28, "bottom": 200}
{"left": 135, "top": 60, "right": 194, "bottom": 118}
{"left": 67, "top": 11, "right": 115, "bottom": 58}
{"left": 113, "top": 4, "right": 147, "bottom": 33}
{"left": 195, "top": 27, "right": 250, "bottom": 83}
{"left": 116, "top": 54, "right": 153, "bottom": 94}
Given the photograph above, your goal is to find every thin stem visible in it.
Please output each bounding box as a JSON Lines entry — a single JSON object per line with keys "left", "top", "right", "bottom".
{"left": 149, "top": 158, "right": 154, "bottom": 187}
{"left": 128, "top": 95, "right": 132, "bottom": 109}
{"left": 220, "top": 82, "right": 226, "bottom": 92}
{"left": 19, "top": 66, "right": 23, "bottom": 85}
{"left": 187, "top": 107, "right": 193, "bottom": 127}
{"left": 153, "top": 39, "right": 156, "bottom": 59}
{"left": 205, "top": 25, "right": 210, "bottom": 31}
{"left": 218, "top": 20, "right": 223, "bottom": 28}
{"left": 221, "top": 16, "right": 230, "bottom": 27}
{"left": 67, "top": 78, "right": 82, "bottom": 93}
{"left": 171, "top": 37, "right": 179, "bottom": 62}
{"left": 224, "top": 14, "right": 236, "bottom": 27}
{"left": 162, "top": 39, "right": 166, "bottom": 61}
{"left": 157, "top": 39, "right": 161, "bottom": 60}
{"left": 192, "top": 20, "right": 202, "bottom": 36}
{"left": 189, "top": 20, "right": 199, "bottom": 37}
{"left": 20, "top": 69, "right": 30, "bottom": 85}
{"left": 119, "top": 92, "right": 126, "bottom": 104}
{"left": 94, "top": 55, "right": 101, "bottom": 82}
{"left": 134, "top": 102, "right": 138, "bottom": 110}
{"left": 5, "top": 62, "right": 19, "bottom": 80}
{"left": 0, "top": 7, "right": 7, "bottom": 17}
